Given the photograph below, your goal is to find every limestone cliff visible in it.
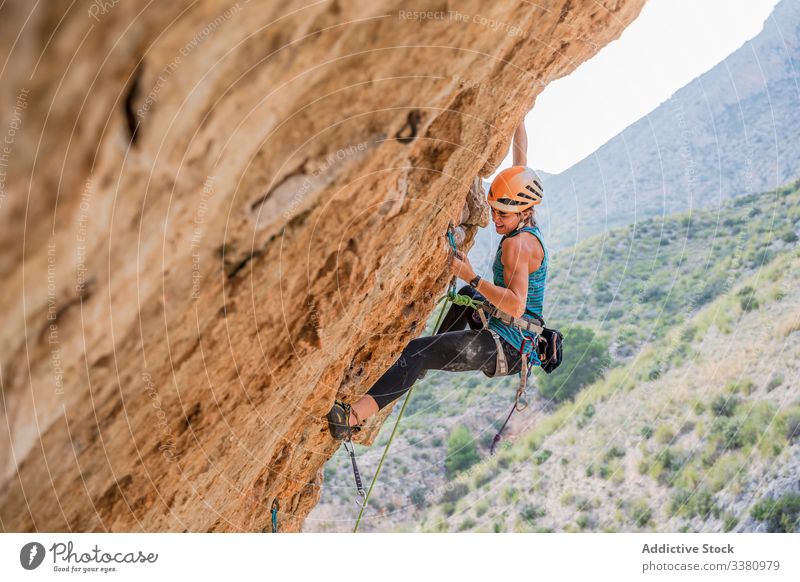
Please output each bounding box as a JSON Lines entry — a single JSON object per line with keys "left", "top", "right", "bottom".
{"left": 0, "top": 0, "right": 644, "bottom": 531}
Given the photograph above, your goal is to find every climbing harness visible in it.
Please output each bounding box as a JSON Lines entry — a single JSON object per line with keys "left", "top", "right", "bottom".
{"left": 271, "top": 499, "right": 279, "bottom": 533}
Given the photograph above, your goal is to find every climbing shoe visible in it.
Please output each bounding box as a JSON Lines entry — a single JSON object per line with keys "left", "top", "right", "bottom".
{"left": 327, "top": 400, "right": 361, "bottom": 441}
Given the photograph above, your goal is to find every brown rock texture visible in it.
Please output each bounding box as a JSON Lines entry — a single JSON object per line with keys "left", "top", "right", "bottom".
{"left": 0, "top": 0, "right": 644, "bottom": 531}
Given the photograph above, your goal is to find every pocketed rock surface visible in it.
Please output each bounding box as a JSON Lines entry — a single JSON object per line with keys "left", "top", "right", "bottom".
{"left": 0, "top": 0, "right": 644, "bottom": 531}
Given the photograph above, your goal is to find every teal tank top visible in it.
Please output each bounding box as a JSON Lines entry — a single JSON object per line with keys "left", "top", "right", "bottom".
{"left": 487, "top": 223, "right": 548, "bottom": 366}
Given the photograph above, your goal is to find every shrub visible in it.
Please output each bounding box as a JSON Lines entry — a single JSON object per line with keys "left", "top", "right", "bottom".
{"left": 641, "top": 425, "right": 654, "bottom": 440}
{"left": 652, "top": 448, "right": 685, "bottom": 486}
{"left": 680, "top": 325, "right": 697, "bottom": 342}
{"left": 783, "top": 410, "right": 800, "bottom": 442}
{"left": 534, "top": 449, "right": 552, "bottom": 465}
{"left": 751, "top": 494, "right": 800, "bottom": 532}
{"left": 458, "top": 517, "right": 476, "bottom": 532}
{"left": 445, "top": 425, "right": 480, "bottom": 479}
{"left": 693, "top": 489, "right": 721, "bottom": 520}
{"left": 781, "top": 229, "right": 798, "bottom": 244}
{"left": 503, "top": 487, "right": 520, "bottom": 504}
{"left": 778, "top": 406, "right": 800, "bottom": 443}
{"left": 605, "top": 446, "right": 626, "bottom": 461}
{"left": 669, "top": 488, "right": 692, "bottom": 517}
{"left": 648, "top": 364, "right": 662, "bottom": 381}
{"left": 737, "top": 286, "right": 760, "bottom": 312}
{"left": 727, "top": 379, "right": 755, "bottom": 395}
{"left": 723, "top": 514, "right": 739, "bottom": 532}
{"left": 718, "top": 419, "right": 745, "bottom": 451}
{"left": 670, "top": 488, "right": 719, "bottom": 519}
{"left": 410, "top": 487, "right": 427, "bottom": 510}
{"left": 707, "top": 453, "right": 746, "bottom": 492}
{"left": 655, "top": 423, "right": 675, "bottom": 444}
{"left": 630, "top": 500, "right": 652, "bottom": 527}
{"left": 520, "top": 504, "right": 545, "bottom": 524}
{"left": 711, "top": 395, "right": 738, "bottom": 417}
{"left": 475, "top": 501, "right": 489, "bottom": 517}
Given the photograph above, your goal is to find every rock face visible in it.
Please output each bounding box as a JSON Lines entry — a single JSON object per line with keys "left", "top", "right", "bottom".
{"left": 0, "top": 0, "right": 644, "bottom": 531}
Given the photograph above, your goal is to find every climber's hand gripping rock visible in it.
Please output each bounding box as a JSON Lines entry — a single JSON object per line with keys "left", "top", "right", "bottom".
{"left": 451, "top": 250, "right": 476, "bottom": 282}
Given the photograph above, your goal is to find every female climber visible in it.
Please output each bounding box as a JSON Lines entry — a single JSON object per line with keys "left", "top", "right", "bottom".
{"left": 327, "top": 121, "right": 548, "bottom": 440}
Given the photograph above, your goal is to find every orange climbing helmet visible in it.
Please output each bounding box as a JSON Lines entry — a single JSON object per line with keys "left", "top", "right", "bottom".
{"left": 487, "top": 166, "right": 544, "bottom": 213}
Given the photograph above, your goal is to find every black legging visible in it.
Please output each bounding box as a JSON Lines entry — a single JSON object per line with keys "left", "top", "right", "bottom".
{"left": 365, "top": 285, "right": 522, "bottom": 410}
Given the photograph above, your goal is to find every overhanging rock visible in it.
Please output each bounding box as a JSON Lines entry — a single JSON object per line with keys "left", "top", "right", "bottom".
{"left": 0, "top": 0, "right": 644, "bottom": 531}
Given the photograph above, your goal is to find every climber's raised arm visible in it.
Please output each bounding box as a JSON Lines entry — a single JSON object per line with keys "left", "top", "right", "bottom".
{"left": 512, "top": 119, "right": 527, "bottom": 167}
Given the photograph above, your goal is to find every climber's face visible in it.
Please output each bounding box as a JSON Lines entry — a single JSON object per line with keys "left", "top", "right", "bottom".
{"left": 491, "top": 208, "right": 521, "bottom": 235}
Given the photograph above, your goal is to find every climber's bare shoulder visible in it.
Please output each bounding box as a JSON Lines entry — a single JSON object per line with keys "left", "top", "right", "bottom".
{"left": 501, "top": 231, "right": 543, "bottom": 275}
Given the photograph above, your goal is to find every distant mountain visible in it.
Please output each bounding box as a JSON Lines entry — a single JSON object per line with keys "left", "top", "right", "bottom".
{"left": 534, "top": 0, "right": 800, "bottom": 250}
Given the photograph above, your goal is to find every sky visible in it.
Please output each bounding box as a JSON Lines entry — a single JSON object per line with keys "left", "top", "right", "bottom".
{"left": 505, "top": 0, "right": 782, "bottom": 175}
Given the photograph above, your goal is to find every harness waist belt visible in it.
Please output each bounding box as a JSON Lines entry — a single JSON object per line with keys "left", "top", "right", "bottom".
{"left": 478, "top": 304, "right": 544, "bottom": 335}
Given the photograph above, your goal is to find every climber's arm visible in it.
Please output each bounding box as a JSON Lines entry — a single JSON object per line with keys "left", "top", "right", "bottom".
{"left": 512, "top": 120, "right": 527, "bottom": 167}
{"left": 452, "top": 237, "right": 535, "bottom": 318}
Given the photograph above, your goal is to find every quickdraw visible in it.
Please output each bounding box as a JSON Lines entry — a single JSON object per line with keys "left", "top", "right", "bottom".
{"left": 343, "top": 439, "right": 367, "bottom": 507}
{"left": 271, "top": 499, "right": 279, "bottom": 533}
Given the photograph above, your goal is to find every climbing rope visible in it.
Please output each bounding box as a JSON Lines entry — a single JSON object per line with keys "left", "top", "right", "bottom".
{"left": 448, "top": 291, "right": 484, "bottom": 310}
{"left": 271, "top": 499, "right": 279, "bottom": 533}
{"left": 352, "top": 227, "right": 458, "bottom": 533}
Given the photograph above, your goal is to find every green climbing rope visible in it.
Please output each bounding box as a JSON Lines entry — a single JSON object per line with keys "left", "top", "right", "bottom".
{"left": 352, "top": 225, "right": 463, "bottom": 533}
{"left": 352, "top": 286, "right": 453, "bottom": 533}
{"left": 449, "top": 291, "right": 484, "bottom": 310}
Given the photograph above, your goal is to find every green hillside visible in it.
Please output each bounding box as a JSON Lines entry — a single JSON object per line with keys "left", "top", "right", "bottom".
{"left": 308, "top": 180, "right": 800, "bottom": 532}
{"left": 547, "top": 179, "right": 800, "bottom": 360}
{"left": 411, "top": 243, "right": 800, "bottom": 533}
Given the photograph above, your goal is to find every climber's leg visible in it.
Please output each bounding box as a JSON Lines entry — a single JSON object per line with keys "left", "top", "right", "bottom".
{"left": 329, "top": 330, "right": 502, "bottom": 437}
{"left": 363, "top": 328, "right": 520, "bottom": 412}
{"left": 350, "top": 395, "right": 379, "bottom": 426}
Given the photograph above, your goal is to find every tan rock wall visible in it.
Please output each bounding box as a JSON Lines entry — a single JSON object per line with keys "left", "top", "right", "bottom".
{"left": 0, "top": 0, "right": 644, "bottom": 531}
